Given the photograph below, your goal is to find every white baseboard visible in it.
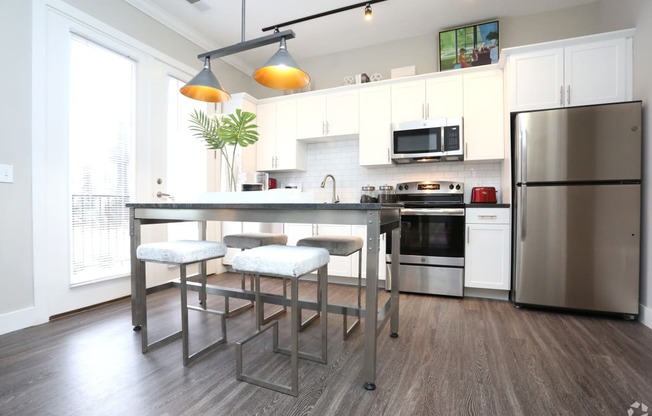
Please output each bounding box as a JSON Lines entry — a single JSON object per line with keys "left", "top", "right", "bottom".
{"left": 0, "top": 306, "right": 48, "bottom": 336}
{"left": 639, "top": 303, "right": 652, "bottom": 330}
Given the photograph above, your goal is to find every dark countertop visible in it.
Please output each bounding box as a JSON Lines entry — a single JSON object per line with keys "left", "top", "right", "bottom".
{"left": 466, "top": 203, "right": 511, "bottom": 208}
{"left": 126, "top": 202, "right": 403, "bottom": 210}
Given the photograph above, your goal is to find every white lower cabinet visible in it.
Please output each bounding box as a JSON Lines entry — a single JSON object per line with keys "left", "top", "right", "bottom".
{"left": 464, "top": 208, "right": 510, "bottom": 290}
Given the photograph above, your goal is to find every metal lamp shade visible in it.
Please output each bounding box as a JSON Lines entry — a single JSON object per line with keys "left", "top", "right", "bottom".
{"left": 180, "top": 58, "right": 231, "bottom": 102}
{"left": 253, "top": 39, "right": 310, "bottom": 90}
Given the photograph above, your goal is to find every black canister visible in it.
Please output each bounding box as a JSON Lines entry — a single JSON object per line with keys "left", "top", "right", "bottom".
{"left": 378, "top": 185, "right": 396, "bottom": 203}
{"left": 360, "top": 185, "right": 378, "bottom": 203}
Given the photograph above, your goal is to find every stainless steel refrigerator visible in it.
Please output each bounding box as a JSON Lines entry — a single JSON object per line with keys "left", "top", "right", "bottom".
{"left": 512, "top": 101, "right": 642, "bottom": 317}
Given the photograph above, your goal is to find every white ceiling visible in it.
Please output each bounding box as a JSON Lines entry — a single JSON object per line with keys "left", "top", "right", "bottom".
{"left": 125, "top": 0, "right": 598, "bottom": 74}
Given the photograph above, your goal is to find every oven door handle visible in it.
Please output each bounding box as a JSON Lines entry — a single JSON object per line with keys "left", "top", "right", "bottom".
{"left": 401, "top": 208, "right": 465, "bottom": 216}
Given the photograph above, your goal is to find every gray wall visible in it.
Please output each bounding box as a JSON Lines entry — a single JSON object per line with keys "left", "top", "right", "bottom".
{"left": 254, "top": 3, "right": 602, "bottom": 96}
{"left": 0, "top": 0, "right": 34, "bottom": 315}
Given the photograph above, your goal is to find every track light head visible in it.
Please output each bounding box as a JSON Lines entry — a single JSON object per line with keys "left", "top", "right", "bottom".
{"left": 364, "top": 4, "right": 372, "bottom": 20}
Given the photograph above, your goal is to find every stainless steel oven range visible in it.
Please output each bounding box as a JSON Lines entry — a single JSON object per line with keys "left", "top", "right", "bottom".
{"left": 387, "top": 180, "right": 465, "bottom": 297}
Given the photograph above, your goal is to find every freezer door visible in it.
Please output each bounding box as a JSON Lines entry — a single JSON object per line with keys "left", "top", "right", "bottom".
{"left": 514, "top": 102, "right": 641, "bottom": 183}
{"left": 514, "top": 184, "right": 640, "bottom": 314}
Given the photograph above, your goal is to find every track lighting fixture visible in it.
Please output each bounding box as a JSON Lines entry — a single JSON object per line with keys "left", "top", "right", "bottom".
{"left": 365, "top": 4, "right": 372, "bottom": 20}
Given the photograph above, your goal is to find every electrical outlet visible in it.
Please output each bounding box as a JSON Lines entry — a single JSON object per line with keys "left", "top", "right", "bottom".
{"left": 0, "top": 164, "right": 14, "bottom": 183}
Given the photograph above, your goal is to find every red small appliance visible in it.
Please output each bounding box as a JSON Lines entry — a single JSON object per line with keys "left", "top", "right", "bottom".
{"left": 471, "top": 187, "right": 497, "bottom": 203}
{"left": 268, "top": 178, "right": 277, "bottom": 189}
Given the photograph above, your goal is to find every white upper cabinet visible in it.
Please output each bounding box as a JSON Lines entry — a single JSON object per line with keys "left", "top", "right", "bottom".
{"left": 391, "top": 74, "right": 464, "bottom": 123}
{"left": 463, "top": 69, "right": 504, "bottom": 161}
{"left": 359, "top": 84, "right": 392, "bottom": 167}
{"left": 505, "top": 30, "right": 633, "bottom": 112}
{"left": 507, "top": 48, "right": 564, "bottom": 111}
{"left": 426, "top": 75, "right": 464, "bottom": 119}
{"left": 563, "top": 38, "right": 628, "bottom": 107}
{"left": 255, "top": 98, "right": 306, "bottom": 172}
{"left": 296, "top": 89, "right": 359, "bottom": 140}
{"left": 390, "top": 79, "right": 425, "bottom": 123}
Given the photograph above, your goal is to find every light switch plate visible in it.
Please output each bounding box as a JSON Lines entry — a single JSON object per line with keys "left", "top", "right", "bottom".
{"left": 0, "top": 164, "right": 14, "bottom": 183}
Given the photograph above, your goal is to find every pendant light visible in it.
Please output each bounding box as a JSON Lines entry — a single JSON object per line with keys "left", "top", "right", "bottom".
{"left": 180, "top": 57, "right": 231, "bottom": 102}
{"left": 253, "top": 36, "right": 310, "bottom": 90}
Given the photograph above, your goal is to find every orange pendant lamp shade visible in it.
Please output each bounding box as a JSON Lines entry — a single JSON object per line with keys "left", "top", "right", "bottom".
{"left": 180, "top": 57, "right": 231, "bottom": 103}
{"left": 253, "top": 38, "right": 310, "bottom": 90}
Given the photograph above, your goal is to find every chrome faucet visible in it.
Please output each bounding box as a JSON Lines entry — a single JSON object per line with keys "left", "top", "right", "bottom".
{"left": 320, "top": 174, "right": 340, "bottom": 203}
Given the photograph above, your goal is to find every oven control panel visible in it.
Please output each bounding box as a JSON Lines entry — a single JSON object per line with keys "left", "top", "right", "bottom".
{"left": 395, "top": 181, "right": 463, "bottom": 194}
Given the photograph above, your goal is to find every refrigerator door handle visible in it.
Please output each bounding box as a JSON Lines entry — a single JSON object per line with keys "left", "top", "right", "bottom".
{"left": 520, "top": 127, "right": 528, "bottom": 184}
{"left": 520, "top": 185, "right": 527, "bottom": 240}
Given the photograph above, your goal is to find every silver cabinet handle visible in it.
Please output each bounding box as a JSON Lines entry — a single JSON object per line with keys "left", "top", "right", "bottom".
{"left": 478, "top": 215, "right": 498, "bottom": 219}
{"left": 566, "top": 85, "right": 571, "bottom": 105}
{"left": 156, "top": 191, "right": 171, "bottom": 198}
{"left": 467, "top": 226, "right": 470, "bottom": 243}
{"left": 387, "top": 147, "right": 390, "bottom": 163}
{"left": 560, "top": 85, "right": 564, "bottom": 106}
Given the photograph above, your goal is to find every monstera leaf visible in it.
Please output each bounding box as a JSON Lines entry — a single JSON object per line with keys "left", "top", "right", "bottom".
{"left": 218, "top": 109, "right": 259, "bottom": 148}
{"left": 188, "top": 108, "right": 259, "bottom": 191}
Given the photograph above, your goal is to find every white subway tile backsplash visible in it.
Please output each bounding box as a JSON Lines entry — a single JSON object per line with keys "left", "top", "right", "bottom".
{"left": 271, "top": 139, "right": 504, "bottom": 203}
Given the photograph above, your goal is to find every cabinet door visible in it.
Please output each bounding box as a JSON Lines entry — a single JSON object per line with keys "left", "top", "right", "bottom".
{"left": 463, "top": 70, "right": 504, "bottom": 161}
{"left": 221, "top": 221, "right": 243, "bottom": 265}
{"left": 508, "top": 48, "right": 564, "bottom": 112}
{"left": 296, "top": 94, "right": 326, "bottom": 139}
{"left": 391, "top": 79, "right": 425, "bottom": 123}
{"left": 326, "top": 89, "right": 359, "bottom": 136}
{"left": 359, "top": 85, "right": 392, "bottom": 166}
{"left": 465, "top": 223, "right": 510, "bottom": 290}
{"left": 316, "top": 224, "right": 353, "bottom": 277}
{"left": 564, "top": 38, "right": 628, "bottom": 107}
{"left": 255, "top": 102, "right": 277, "bottom": 171}
{"left": 275, "top": 99, "right": 302, "bottom": 170}
{"left": 426, "top": 75, "right": 464, "bottom": 119}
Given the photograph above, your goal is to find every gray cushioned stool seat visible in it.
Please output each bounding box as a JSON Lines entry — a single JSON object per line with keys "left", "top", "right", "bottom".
{"left": 231, "top": 244, "right": 329, "bottom": 396}
{"left": 297, "top": 235, "right": 363, "bottom": 256}
{"left": 232, "top": 245, "right": 329, "bottom": 277}
{"left": 224, "top": 233, "right": 288, "bottom": 249}
{"left": 137, "top": 240, "right": 227, "bottom": 264}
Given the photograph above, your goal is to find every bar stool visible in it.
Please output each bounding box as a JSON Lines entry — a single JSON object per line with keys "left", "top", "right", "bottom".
{"left": 297, "top": 235, "right": 364, "bottom": 339}
{"left": 136, "top": 240, "right": 228, "bottom": 365}
{"left": 232, "top": 245, "right": 329, "bottom": 397}
{"left": 223, "top": 232, "right": 288, "bottom": 320}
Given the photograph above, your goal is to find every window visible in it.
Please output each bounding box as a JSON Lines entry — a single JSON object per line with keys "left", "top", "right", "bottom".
{"left": 69, "top": 34, "right": 136, "bottom": 285}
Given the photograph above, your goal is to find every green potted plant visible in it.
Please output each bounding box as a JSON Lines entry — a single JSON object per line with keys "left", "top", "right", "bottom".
{"left": 188, "top": 108, "right": 259, "bottom": 191}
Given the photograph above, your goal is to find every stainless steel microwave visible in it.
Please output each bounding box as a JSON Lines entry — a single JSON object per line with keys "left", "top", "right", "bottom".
{"left": 391, "top": 117, "right": 463, "bottom": 164}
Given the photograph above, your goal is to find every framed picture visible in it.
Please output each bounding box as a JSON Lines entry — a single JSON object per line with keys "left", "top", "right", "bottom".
{"left": 439, "top": 20, "right": 499, "bottom": 71}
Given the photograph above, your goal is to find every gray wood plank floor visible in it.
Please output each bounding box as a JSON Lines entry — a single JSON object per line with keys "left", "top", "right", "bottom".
{"left": 1, "top": 273, "right": 651, "bottom": 416}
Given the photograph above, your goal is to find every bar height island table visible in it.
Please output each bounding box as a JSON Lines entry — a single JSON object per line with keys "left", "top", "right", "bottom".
{"left": 127, "top": 202, "right": 401, "bottom": 391}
